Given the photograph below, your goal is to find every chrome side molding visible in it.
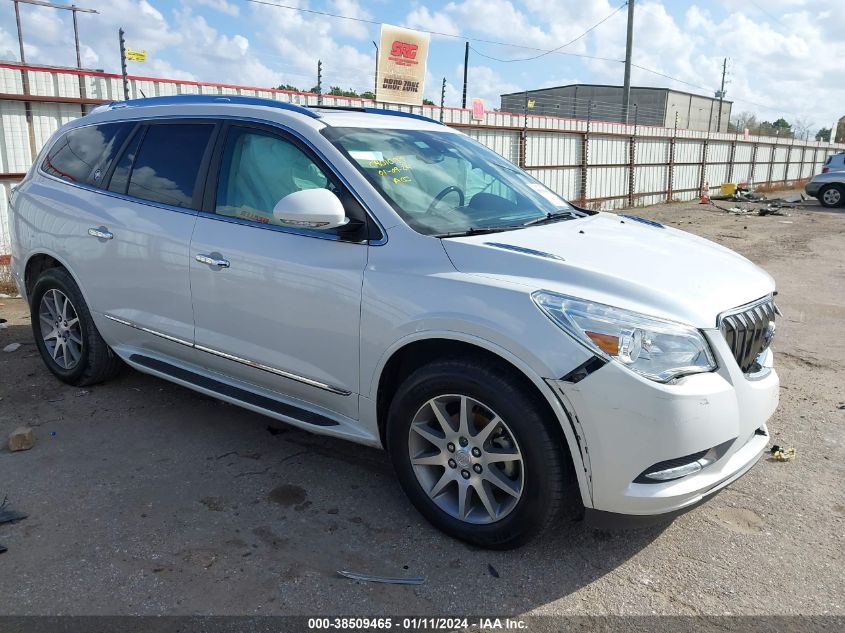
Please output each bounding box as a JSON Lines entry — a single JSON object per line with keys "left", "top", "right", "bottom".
{"left": 102, "top": 313, "right": 351, "bottom": 396}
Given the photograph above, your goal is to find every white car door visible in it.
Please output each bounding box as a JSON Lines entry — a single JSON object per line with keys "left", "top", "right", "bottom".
{"left": 50, "top": 120, "right": 217, "bottom": 360}
{"left": 188, "top": 122, "right": 371, "bottom": 420}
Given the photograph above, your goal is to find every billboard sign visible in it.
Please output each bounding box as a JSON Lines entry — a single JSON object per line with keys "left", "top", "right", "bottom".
{"left": 376, "top": 24, "right": 430, "bottom": 106}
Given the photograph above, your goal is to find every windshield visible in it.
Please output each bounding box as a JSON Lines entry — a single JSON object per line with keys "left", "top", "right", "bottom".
{"left": 322, "top": 127, "right": 579, "bottom": 236}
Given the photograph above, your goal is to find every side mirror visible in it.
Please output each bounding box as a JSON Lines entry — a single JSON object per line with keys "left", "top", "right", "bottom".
{"left": 272, "top": 189, "right": 349, "bottom": 230}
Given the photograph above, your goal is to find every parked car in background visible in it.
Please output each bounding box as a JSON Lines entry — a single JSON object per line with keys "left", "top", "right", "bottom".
{"left": 7, "top": 95, "right": 781, "bottom": 548}
{"left": 820, "top": 151, "right": 845, "bottom": 173}
{"left": 805, "top": 169, "right": 845, "bottom": 207}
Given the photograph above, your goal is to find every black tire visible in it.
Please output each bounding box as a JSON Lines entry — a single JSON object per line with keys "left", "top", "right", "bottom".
{"left": 818, "top": 184, "right": 845, "bottom": 208}
{"left": 386, "top": 357, "right": 575, "bottom": 549}
{"left": 30, "top": 267, "right": 122, "bottom": 386}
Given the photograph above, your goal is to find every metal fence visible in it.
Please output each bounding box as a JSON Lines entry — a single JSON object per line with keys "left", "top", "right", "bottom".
{"left": 2, "top": 60, "right": 844, "bottom": 260}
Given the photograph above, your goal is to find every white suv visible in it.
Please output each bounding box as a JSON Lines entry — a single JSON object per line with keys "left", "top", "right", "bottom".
{"left": 7, "top": 96, "right": 780, "bottom": 548}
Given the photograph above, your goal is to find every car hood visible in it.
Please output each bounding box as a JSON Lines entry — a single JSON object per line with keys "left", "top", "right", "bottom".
{"left": 440, "top": 212, "right": 775, "bottom": 328}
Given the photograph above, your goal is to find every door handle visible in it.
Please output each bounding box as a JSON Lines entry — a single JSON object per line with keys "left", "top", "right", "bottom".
{"left": 87, "top": 227, "right": 113, "bottom": 240}
{"left": 195, "top": 253, "right": 230, "bottom": 268}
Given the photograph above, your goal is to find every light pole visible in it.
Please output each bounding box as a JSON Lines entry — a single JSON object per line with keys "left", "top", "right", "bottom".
{"left": 372, "top": 40, "right": 378, "bottom": 100}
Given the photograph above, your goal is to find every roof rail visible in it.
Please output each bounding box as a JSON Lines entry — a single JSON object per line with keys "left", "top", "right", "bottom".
{"left": 311, "top": 104, "right": 442, "bottom": 125}
{"left": 95, "top": 94, "right": 320, "bottom": 119}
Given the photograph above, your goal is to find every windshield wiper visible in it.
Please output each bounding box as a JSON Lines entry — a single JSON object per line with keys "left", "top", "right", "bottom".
{"left": 522, "top": 210, "right": 578, "bottom": 227}
{"left": 434, "top": 225, "right": 525, "bottom": 238}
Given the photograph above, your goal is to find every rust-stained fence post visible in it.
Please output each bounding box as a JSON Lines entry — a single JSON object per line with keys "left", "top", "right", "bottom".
{"left": 518, "top": 90, "right": 528, "bottom": 168}
{"left": 767, "top": 138, "right": 776, "bottom": 186}
{"left": 627, "top": 104, "right": 637, "bottom": 207}
{"left": 784, "top": 137, "right": 793, "bottom": 187}
{"left": 579, "top": 101, "right": 593, "bottom": 206}
{"left": 667, "top": 111, "right": 678, "bottom": 202}
{"left": 750, "top": 141, "right": 758, "bottom": 187}
{"left": 698, "top": 126, "right": 710, "bottom": 199}
{"left": 727, "top": 130, "right": 737, "bottom": 184}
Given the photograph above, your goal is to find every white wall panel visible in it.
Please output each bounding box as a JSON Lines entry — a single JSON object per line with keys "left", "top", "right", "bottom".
{"left": 2, "top": 65, "right": 845, "bottom": 258}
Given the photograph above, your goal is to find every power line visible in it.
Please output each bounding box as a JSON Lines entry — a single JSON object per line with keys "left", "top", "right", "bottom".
{"left": 467, "top": 2, "right": 627, "bottom": 63}
{"left": 244, "top": 0, "right": 803, "bottom": 118}
{"left": 246, "top": 0, "right": 620, "bottom": 62}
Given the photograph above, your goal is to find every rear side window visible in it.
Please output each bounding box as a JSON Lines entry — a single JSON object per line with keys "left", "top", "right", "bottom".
{"left": 120, "top": 123, "right": 214, "bottom": 209}
{"left": 42, "top": 123, "right": 132, "bottom": 185}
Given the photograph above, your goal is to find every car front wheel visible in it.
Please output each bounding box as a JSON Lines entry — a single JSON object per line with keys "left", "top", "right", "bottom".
{"left": 386, "top": 357, "right": 574, "bottom": 549}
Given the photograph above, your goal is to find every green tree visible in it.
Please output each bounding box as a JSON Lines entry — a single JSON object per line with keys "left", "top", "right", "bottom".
{"left": 422, "top": 98, "right": 435, "bottom": 105}
{"left": 815, "top": 127, "right": 831, "bottom": 142}
{"left": 276, "top": 84, "right": 299, "bottom": 92}
{"left": 328, "top": 86, "right": 362, "bottom": 97}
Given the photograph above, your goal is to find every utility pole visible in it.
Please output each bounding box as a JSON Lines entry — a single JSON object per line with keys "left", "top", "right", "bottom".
{"left": 621, "top": 0, "right": 635, "bottom": 124}
{"left": 14, "top": 1, "right": 26, "bottom": 64}
{"left": 317, "top": 59, "right": 323, "bottom": 105}
{"left": 12, "top": 1, "right": 98, "bottom": 68}
{"left": 372, "top": 40, "right": 378, "bottom": 98}
{"left": 440, "top": 77, "right": 446, "bottom": 123}
{"left": 118, "top": 28, "right": 129, "bottom": 100}
{"left": 462, "top": 41, "right": 469, "bottom": 109}
{"left": 716, "top": 57, "right": 727, "bottom": 132}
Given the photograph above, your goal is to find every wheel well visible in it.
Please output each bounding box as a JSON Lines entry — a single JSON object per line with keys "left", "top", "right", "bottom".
{"left": 25, "top": 254, "right": 64, "bottom": 299}
{"left": 375, "top": 339, "right": 567, "bottom": 453}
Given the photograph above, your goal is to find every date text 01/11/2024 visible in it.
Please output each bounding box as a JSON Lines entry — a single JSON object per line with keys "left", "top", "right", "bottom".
{"left": 306, "top": 617, "right": 528, "bottom": 630}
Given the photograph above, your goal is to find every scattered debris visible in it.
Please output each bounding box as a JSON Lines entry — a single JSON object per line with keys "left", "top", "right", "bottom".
{"left": 0, "top": 508, "right": 28, "bottom": 525}
{"left": 487, "top": 563, "right": 500, "bottom": 578}
{"left": 337, "top": 570, "right": 424, "bottom": 585}
{"left": 3, "top": 343, "right": 21, "bottom": 353}
{"left": 711, "top": 201, "right": 789, "bottom": 217}
{"left": 8, "top": 426, "right": 34, "bottom": 452}
{"left": 769, "top": 445, "right": 796, "bottom": 462}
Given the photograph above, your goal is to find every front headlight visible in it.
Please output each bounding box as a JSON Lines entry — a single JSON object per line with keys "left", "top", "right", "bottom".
{"left": 532, "top": 291, "right": 716, "bottom": 382}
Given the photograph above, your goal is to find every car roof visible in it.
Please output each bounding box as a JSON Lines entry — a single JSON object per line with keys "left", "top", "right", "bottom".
{"left": 84, "top": 94, "right": 450, "bottom": 133}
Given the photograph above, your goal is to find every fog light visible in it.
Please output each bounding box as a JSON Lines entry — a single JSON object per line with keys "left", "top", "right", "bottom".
{"left": 644, "top": 459, "right": 709, "bottom": 481}
{"left": 635, "top": 450, "right": 714, "bottom": 483}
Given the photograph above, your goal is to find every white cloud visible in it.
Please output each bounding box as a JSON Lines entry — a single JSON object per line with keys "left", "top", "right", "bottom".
{"left": 189, "top": 0, "right": 240, "bottom": 16}
{"left": 0, "top": 0, "right": 839, "bottom": 132}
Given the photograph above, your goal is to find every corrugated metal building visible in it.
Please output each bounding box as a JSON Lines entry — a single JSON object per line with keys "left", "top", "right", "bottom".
{"left": 500, "top": 84, "right": 733, "bottom": 132}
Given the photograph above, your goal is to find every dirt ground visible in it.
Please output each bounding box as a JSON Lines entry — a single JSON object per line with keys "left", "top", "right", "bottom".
{"left": 0, "top": 191, "right": 843, "bottom": 618}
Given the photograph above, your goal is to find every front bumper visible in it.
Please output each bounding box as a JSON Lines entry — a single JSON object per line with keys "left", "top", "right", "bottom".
{"left": 551, "top": 330, "right": 778, "bottom": 524}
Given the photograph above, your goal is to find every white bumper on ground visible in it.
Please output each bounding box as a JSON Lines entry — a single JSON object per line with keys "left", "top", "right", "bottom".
{"left": 552, "top": 330, "right": 779, "bottom": 525}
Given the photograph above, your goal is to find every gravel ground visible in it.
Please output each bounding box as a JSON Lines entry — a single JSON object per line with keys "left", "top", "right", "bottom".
{"left": 0, "top": 191, "right": 843, "bottom": 618}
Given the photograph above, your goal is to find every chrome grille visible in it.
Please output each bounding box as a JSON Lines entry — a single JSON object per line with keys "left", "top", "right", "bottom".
{"left": 718, "top": 297, "right": 777, "bottom": 373}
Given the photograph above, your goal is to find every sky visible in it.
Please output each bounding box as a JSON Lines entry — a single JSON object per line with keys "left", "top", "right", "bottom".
{"left": 0, "top": 0, "right": 841, "bottom": 134}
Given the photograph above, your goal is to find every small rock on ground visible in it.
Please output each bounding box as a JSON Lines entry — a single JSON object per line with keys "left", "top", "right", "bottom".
{"left": 9, "top": 427, "right": 35, "bottom": 452}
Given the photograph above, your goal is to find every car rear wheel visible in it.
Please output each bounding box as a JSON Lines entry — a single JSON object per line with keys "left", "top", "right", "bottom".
{"left": 386, "top": 357, "right": 574, "bottom": 549}
{"left": 819, "top": 184, "right": 844, "bottom": 208}
{"left": 30, "top": 267, "right": 123, "bottom": 386}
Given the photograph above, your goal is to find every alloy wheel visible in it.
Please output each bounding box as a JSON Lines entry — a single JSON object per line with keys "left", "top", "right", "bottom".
{"left": 407, "top": 394, "right": 524, "bottom": 524}
{"left": 823, "top": 187, "right": 841, "bottom": 206}
{"left": 39, "top": 288, "right": 83, "bottom": 370}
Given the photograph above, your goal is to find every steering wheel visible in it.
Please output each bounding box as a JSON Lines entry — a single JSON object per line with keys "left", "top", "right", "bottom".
{"left": 426, "top": 185, "right": 465, "bottom": 215}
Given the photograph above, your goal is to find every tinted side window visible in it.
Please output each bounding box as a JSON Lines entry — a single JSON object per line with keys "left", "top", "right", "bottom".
{"left": 107, "top": 130, "right": 143, "bottom": 195}
{"left": 125, "top": 124, "right": 214, "bottom": 209}
{"left": 42, "top": 123, "right": 132, "bottom": 185}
